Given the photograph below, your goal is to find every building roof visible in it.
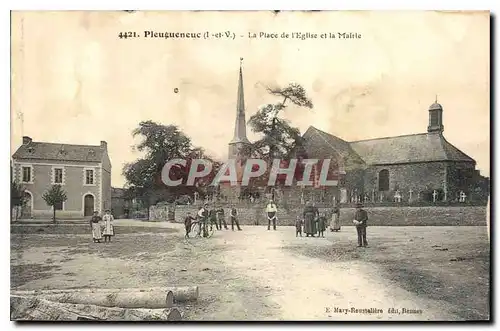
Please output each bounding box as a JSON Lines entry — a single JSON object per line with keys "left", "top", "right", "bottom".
{"left": 429, "top": 102, "right": 443, "bottom": 111}
{"left": 303, "top": 126, "right": 475, "bottom": 166}
{"left": 302, "top": 127, "right": 366, "bottom": 170}
{"left": 349, "top": 133, "right": 475, "bottom": 165}
{"left": 12, "top": 140, "right": 106, "bottom": 163}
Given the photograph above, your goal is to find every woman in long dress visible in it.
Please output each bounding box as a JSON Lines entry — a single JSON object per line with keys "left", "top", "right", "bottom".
{"left": 90, "top": 211, "right": 102, "bottom": 243}
{"left": 303, "top": 201, "right": 317, "bottom": 237}
{"left": 330, "top": 204, "right": 341, "bottom": 232}
{"left": 102, "top": 209, "right": 114, "bottom": 243}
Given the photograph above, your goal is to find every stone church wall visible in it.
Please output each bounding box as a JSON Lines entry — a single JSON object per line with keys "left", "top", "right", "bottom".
{"left": 363, "top": 162, "right": 447, "bottom": 200}
{"left": 149, "top": 204, "right": 486, "bottom": 226}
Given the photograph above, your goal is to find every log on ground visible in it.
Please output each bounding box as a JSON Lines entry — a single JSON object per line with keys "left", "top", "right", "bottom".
{"left": 11, "top": 295, "right": 183, "bottom": 321}
{"left": 12, "top": 286, "right": 198, "bottom": 303}
{"left": 23, "top": 290, "right": 174, "bottom": 309}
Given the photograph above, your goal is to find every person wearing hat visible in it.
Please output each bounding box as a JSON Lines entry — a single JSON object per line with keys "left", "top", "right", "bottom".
{"left": 216, "top": 205, "right": 229, "bottom": 230}
{"left": 230, "top": 204, "right": 242, "bottom": 231}
{"left": 353, "top": 202, "right": 368, "bottom": 247}
{"left": 208, "top": 206, "right": 220, "bottom": 230}
{"left": 102, "top": 209, "right": 114, "bottom": 243}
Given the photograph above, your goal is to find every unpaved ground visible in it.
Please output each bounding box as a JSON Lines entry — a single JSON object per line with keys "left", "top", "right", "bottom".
{"left": 10, "top": 221, "right": 490, "bottom": 321}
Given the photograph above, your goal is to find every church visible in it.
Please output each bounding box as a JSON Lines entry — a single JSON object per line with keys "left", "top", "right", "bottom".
{"left": 221, "top": 62, "right": 489, "bottom": 205}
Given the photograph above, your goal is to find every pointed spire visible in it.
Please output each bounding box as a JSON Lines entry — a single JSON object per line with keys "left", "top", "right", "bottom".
{"left": 230, "top": 58, "right": 250, "bottom": 145}
{"left": 435, "top": 94, "right": 438, "bottom": 103}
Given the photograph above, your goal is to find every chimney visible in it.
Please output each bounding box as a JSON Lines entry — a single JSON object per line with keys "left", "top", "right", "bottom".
{"left": 22, "top": 136, "right": 32, "bottom": 145}
{"left": 100, "top": 141, "right": 107, "bottom": 149}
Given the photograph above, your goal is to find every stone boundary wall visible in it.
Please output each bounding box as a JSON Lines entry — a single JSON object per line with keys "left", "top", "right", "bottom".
{"left": 149, "top": 205, "right": 486, "bottom": 226}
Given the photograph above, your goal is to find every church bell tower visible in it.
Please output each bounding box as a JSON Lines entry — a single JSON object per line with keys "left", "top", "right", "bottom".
{"left": 228, "top": 58, "right": 251, "bottom": 159}
{"left": 427, "top": 96, "right": 444, "bottom": 134}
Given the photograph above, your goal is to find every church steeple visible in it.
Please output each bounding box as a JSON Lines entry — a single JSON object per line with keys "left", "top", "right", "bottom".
{"left": 427, "top": 96, "right": 444, "bottom": 134}
{"left": 228, "top": 58, "right": 250, "bottom": 158}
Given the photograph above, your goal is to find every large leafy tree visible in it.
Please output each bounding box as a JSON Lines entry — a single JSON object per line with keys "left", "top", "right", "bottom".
{"left": 123, "top": 121, "right": 221, "bottom": 219}
{"left": 246, "top": 83, "right": 313, "bottom": 196}
{"left": 42, "top": 185, "right": 68, "bottom": 223}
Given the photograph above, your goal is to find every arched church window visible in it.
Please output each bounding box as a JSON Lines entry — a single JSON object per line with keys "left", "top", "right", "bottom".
{"left": 378, "top": 169, "right": 389, "bottom": 191}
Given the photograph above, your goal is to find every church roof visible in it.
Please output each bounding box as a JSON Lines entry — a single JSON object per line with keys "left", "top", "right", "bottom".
{"left": 429, "top": 102, "right": 443, "bottom": 111}
{"left": 303, "top": 126, "right": 475, "bottom": 166}
{"left": 12, "top": 140, "right": 106, "bottom": 163}
{"left": 349, "top": 133, "right": 475, "bottom": 165}
{"left": 302, "top": 127, "right": 366, "bottom": 170}
{"left": 230, "top": 61, "right": 250, "bottom": 145}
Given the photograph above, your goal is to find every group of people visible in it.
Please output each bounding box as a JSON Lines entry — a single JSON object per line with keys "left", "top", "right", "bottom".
{"left": 90, "top": 210, "right": 115, "bottom": 243}
{"left": 297, "top": 201, "right": 336, "bottom": 237}
{"left": 182, "top": 199, "right": 369, "bottom": 248}
{"left": 297, "top": 201, "right": 368, "bottom": 247}
{"left": 184, "top": 203, "right": 242, "bottom": 238}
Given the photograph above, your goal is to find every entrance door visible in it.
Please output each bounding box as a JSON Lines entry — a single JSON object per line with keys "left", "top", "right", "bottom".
{"left": 21, "top": 192, "right": 32, "bottom": 218}
{"left": 84, "top": 194, "right": 94, "bottom": 216}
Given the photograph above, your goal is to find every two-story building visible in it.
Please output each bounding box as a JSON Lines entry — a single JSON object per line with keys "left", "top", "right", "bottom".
{"left": 11, "top": 136, "right": 112, "bottom": 219}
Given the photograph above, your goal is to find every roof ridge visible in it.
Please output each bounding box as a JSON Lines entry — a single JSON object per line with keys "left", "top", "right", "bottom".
{"left": 349, "top": 132, "right": 429, "bottom": 143}
{"left": 306, "top": 126, "right": 350, "bottom": 144}
{"left": 31, "top": 141, "right": 102, "bottom": 148}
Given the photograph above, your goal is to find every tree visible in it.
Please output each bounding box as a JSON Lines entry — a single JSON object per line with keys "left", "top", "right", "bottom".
{"left": 123, "top": 121, "right": 221, "bottom": 219}
{"left": 11, "top": 181, "right": 26, "bottom": 221}
{"left": 247, "top": 83, "right": 313, "bottom": 197}
{"left": 42, "top": 185, "right": 68, "bottom": 223}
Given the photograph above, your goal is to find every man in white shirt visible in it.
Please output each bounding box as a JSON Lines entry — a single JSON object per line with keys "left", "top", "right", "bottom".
{"left": 197, "top": 203, "right": 209, "bottom": 237}
{"left": 266, "top": 199, "right": 278, "bottom": 230}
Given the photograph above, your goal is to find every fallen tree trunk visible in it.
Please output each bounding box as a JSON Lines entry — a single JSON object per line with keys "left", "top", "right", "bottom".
{"left": 11, "top": 295, "right": 182, "bottom": 321}
{"left": 12, "top": 290, "right": 174, "bottom": 309}
{"left": 12, "top": 286, "right": 198, "bottom": 303}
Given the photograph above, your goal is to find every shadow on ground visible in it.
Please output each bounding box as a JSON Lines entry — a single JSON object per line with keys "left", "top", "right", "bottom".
{"left": 284, "top": 228, "right": 490, "bottom": 321}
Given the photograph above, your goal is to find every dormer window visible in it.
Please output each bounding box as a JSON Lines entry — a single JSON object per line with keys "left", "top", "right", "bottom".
{"left": 88, "top": 149, "right": 96, "bottom": 156}
{"left": 27, "top": 147, "right": 34, "bottom": 154}
{"left": 59, "top": 146, "right": 67, "bottom": 155}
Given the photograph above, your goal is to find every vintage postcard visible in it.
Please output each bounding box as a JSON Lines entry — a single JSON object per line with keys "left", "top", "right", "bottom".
{"left": 10, "top": 10, "right": 490, "bottom": 321}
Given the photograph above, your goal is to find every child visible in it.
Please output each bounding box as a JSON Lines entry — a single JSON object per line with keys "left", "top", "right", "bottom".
{"left": 295, "top": 216, "right": 303, "bottom": 237}
{"left": 184, "top": 212, "right": 195, "bottom": 238}
{"left": 102, "top": 210, "right": 114, "bottom": 243}
{"left": 317, "top": 213, "right": 327, "bottom": 238}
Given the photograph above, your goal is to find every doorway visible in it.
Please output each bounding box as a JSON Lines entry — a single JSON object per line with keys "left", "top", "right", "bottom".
{"left": 84, "top": 194, "right": 95, "bottom": 216}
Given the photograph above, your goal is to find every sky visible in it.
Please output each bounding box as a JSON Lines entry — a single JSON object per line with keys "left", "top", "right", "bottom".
{"left": 10, "top": 11, "right": 490, "bottom": 188}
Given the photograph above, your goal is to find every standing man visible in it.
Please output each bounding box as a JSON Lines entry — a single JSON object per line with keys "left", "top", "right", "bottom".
{"left": 209, "top": 207, "right": 219, "bottom": 230}
{"left": 266, "top": 199, "right": 278, "bottom": 231}
{"left": 216, "top": 205, "right": 229, "bottom": 230}
{"left": 197, "top": 203, "right": 209, "bottom": 237}
{"left": 353, "top": 202, "right": 368, "bottom": 247}
{"left": 230, "top": 205, "right": 242, "bottom": 231}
